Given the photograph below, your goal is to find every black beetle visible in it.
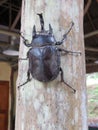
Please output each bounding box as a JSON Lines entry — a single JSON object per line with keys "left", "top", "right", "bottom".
{"left": 18, "top": 13, "right": 81, "bottom": 93}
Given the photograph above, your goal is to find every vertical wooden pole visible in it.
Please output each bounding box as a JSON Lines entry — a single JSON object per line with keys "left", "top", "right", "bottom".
{"left": 15, "top": 0, "right": 88, "bottom": 130}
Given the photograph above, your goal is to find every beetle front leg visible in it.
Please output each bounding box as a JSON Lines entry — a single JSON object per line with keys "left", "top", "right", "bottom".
{"left": 20, "top": 33, "right": 32, "bottom": 47}
{"left": 55, "top": 22, "right": 74, "bottom": 45}
{"left": 58, "top": 48, "right": 81, "bottom": 56}
{"left": 60, "top": 68, "right": 76, "bottom": 93}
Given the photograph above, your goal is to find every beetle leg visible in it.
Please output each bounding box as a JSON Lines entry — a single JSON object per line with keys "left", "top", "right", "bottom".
{"left": 20, "top": 34, "right": 29, "bottom": 44}
{"left": 18, "top": 50, "right": 29, "bottom": 61}
{"left": 58, "top": 48, "right": 81, "bottom": 56}
{"left": 18, "top": 69, "right": 31, "bottom": 89}
{"left": 61, "top": 22, "right": 74, "bottom": 42}
{"left": 55, "top": 22, "right": 74, "bottom": 45}
{"left": 19, "top": 33, "right": 32, "bottom": 47}
{"left": 60, "top": 68, "right": 76, "bottom": 93}
{"left": 18, "top": 57, "right": 28, "bottom": 60}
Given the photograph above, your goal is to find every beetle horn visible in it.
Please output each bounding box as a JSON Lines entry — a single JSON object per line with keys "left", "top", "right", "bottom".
{"left": 32, "top": 25, "right": 36, "bottom": 37}
{"left": 37, "top": 13, "right": 44, "bottom": 31}
{"left": 49, "top": 24, "right": 53, "bottom": 34}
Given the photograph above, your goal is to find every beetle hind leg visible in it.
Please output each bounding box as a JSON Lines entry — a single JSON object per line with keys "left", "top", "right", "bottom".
{"left": 60, "top": 68, "right": 76, "bottom": 93}
{"left": 18, "top": 69, "right": 32, "bottom": 89}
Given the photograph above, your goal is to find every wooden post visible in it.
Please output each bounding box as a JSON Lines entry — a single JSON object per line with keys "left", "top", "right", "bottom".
{"left": 15, "top": 0, "right": 88, "bottom": 130}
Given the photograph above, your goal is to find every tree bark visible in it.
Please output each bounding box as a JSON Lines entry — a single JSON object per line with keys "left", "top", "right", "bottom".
{"left": 15, "top": 0, "right": 88, "bottom": 130}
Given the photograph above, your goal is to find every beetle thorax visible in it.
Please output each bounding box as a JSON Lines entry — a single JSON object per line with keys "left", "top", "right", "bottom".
{"left": 32, "top": 32, "right": 56, "bottom": 47}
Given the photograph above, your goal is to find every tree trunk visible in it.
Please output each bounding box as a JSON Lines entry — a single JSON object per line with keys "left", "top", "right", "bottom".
{"left": 15, "top": 0, "right": 88, "bottom": 130}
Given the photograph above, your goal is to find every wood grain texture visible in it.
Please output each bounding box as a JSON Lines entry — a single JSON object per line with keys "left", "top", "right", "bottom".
{"left": 15, "top": 0, "right": 88, "bottom": 130}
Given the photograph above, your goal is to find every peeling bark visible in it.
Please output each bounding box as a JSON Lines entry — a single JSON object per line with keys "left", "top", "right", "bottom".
{"left": 15, "top": 0, "right": 88, "bottom": 130}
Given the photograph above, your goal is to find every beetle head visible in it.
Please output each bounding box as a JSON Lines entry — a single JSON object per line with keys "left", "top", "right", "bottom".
{"left": 31, "top": 14, "right": 56, "bottom": 47}
{"left": 32, "top": 23, "right": 53, "bottom": 37}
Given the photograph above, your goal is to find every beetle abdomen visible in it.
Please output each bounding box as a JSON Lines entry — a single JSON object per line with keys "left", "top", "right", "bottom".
{"left": 29, "top": 46, "right": 60, "bottom": 82}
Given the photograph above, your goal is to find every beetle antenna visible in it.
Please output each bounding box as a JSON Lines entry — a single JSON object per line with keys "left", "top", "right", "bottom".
{"left": 37, "top": 13, "right": 45, "bottom": 31}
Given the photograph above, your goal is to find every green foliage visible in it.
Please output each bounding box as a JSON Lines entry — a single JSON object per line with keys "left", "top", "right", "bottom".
{"left": 87, "top": 73, "right": 98, "bottom": 118}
